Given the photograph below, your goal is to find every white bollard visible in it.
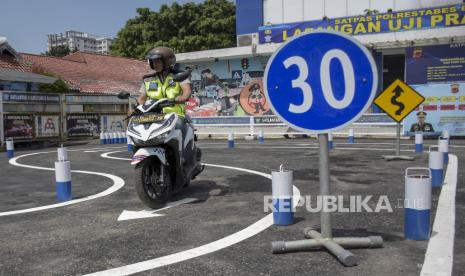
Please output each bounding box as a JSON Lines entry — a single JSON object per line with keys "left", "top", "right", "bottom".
{"left": 328, "top": 132, "right": 333, "bottom": 150}
{"left": 6, "top": 139, "right": 14, "bottom": 158}
{"left": 258, "top": 129, "right": 264, "bottom": 144}
{"left": 404, "top": 167, "right": 432, "bottom": 240}
{"left": 228, "top": 132, "right": 234, "bottom": 148}
{"left": 428, "top": 146, "right": 444, "bottom": 188}
{"left": 55, "top": 159, "right": 72, "bottom": 202}
{"left": 438, "top": 136, "right": 449, "bottom": 165}
{"left": 57, "top": 145, "right": 68, "bottom": 161}
{"left": 415, "top": 132, "right": 423, "bottom": 153}
{"left": 348, "top": 129, "right": 355, "bottom": 144}
{"left": 272, "top": 165, "right": 294, "bottom": 226}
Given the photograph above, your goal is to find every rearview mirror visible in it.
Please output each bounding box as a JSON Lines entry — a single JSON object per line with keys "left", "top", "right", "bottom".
{"left": 117, "top": 91, "right": 130, "bottom": 99}
{"left": 172, "top": 70, "right": 191, "bottom": 82}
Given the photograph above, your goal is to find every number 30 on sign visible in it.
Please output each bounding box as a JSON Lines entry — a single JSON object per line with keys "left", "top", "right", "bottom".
{"left": 264, "top": 31, "right": 378, "bottom": 133}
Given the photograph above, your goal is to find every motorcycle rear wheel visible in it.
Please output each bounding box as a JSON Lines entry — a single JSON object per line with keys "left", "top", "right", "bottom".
{"left": 134, "top": 158, "right": 172, "bottom": 209}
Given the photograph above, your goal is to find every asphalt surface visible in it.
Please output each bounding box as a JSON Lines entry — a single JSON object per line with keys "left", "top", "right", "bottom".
{"left": 0, "top": 138, "right": 463, "bottom": 276}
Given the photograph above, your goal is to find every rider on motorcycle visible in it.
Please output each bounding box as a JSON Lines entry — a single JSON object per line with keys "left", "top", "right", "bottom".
{"left": 137, "top": 46, "right": 191, "bottom": 113}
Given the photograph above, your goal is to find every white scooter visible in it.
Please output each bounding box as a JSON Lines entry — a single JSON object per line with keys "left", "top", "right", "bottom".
{"left": 117, "top": 72, "right": 203, "bottom": 208}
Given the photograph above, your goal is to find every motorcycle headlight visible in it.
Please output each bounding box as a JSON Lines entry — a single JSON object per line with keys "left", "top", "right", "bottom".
{"left": 146, "top": 132, "right": 169, "bottom": 145}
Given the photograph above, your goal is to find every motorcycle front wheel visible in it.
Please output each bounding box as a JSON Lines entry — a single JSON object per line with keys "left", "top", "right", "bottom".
{"left": 134, "top": 157, "right": 172, "bottom": 209}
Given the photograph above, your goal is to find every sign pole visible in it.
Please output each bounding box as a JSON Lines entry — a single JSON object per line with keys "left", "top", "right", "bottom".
{"left": 318, "top": 133, "right": 332, "bottom": 238}
{"left": 396, "top": 122, "right": 401, "bottom": 156}
{"left": 382, "top": 120, "right": 414, "bottom": 161}
{"left": 264, "top": 30, "right": 384, "bottom": 266}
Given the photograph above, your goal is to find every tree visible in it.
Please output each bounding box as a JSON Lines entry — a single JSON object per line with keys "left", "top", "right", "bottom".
{"left": 38, "top": 79, "right": 70, "bottom": 93}
{"left": 110, "top": 0, "right": 236, "bottom": 58}
{"left": 44, "top": 45, "right": 73, "bottom": 57}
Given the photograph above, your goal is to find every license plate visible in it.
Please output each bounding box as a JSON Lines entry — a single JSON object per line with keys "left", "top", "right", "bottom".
{"left": 132, "top": 114, "right": 164, "bottom": 123}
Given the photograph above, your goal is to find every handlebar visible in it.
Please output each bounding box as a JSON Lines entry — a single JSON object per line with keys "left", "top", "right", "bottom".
{"left": 125, "top": 99, "right": 176, "bottom": 120}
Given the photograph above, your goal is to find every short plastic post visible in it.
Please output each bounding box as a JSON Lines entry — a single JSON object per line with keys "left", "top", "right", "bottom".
{"left": 272, "top": 165, "right": 294, "bottom": 226}
{"left": 228, "top": 132, "right": 234, "bottom": 148}
{"left": 258, "top": 129, "right": 264, "bottom": 144}
{"left": 55, "top": 159, "right": 72, "bottom": 202}
{"left": 127, "top": 135, "right": 133, "bottom": 152}
{"left": 6, "top": 139, "right": 14, "bottom": 159}
{"left": 328, "top": 132, "right": 333, "bottom": 150}
{"left": 428, "top": 146, "right": 444, "bottom": 188}
{"left": 438, "top": 136, "right": 449, "bottom": 166}
{"left": 105, "top": 132, "right": 111, "bottom": 144}
{"left": 415, "top": 132, "right": 423, "bottom": 153}
{"left": 348, "top": 129, "right": 355, "bottom": 144}
{"left": 100, "top": 132, "right": 106, "bottom": 144}
{"left": 112, "top": 132, "right": 118, "bottom": 144}
{"left": 404, "top": 167, "right": 432, "bottom": 240}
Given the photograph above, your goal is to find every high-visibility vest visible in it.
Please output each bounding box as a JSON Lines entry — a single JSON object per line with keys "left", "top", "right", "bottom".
{"left": 144, "top": 74, "right": 185, "bottom": 116}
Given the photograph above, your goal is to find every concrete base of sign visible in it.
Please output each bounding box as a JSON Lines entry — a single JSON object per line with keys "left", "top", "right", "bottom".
{"left": 382, "top": 155, "right": 415, "bottom": 161}
{"left": 272, "top": 227, "right": 383, "bottom": 267}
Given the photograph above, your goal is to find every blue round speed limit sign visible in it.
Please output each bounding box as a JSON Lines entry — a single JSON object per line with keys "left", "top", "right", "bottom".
{"left": 264, "top": 31, "right": 378, "bottom": 133}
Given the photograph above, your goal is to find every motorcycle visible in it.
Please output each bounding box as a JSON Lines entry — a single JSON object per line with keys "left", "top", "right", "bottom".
{"left": 117, "top": 71, "right": 204, "bottom": 208}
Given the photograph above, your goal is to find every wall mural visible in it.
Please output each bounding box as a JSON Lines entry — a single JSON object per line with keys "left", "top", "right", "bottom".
{"left": 180, "top": 57, "right": 273, "bottom": 117}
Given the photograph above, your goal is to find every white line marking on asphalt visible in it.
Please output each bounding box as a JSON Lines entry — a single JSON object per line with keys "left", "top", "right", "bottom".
{"left": 101, "top": 151, "right": 131, "bottom": 160}
{"left": 420, "top": 154, "right": 458, "bottom": 276}
{"left": 0, "top": 150, "right": 125, "bottom": 217}
{"left": 200, "top": 146, "right": 416, "bottom": 152}
{"left": 117, "top": 210, "right": 165, "bottom": 221}
{"left": 117, "top": 198, "right": 198, "bottom": 221}
{"left": 86, "top": 154, "right": 301, "bottom": 276}
{"left": 85, "top": 148, "right": 125, "bottom": 153}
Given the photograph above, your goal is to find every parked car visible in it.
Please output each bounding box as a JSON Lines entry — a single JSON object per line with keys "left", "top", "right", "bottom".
{"left": 5, "top": 123, "right": 33, "bottom": 138}
{"left": 68, "top": 122, "right": 98, "bottom": 136}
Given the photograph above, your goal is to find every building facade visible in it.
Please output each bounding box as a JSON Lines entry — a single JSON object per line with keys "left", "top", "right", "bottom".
{"left": 175, "top": 0, "right": 465, "bottom": 136}
{"left": 47, "top": 30, "right": 113, "bottom": 55}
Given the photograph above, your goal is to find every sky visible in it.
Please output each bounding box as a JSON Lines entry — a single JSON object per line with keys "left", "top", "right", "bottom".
{"left": 0, "top": 0, "right": 206, "bottom": 54}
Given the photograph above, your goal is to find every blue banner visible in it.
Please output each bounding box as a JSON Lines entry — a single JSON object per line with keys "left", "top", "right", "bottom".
{"left": 406, "top": 44, "right": 465, "bottom": 85}
{"left": 403, "top": 83, "right": 465, "bottom": 136}
{"left": 259, "top": 4, "right": 465, "bottom": 44}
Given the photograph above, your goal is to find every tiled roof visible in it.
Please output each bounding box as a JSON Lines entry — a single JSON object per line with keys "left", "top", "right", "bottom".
{"left": 21, "top": 52, "right": 151, "bottom": 94}
{"left": 0, "top": 52, "right": 31, "bottom": 72}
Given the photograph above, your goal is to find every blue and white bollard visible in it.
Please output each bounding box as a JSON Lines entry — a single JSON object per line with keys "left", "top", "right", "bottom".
{"left": 127, "top": 136, "right": 133, "bottom": 152}
{"left": 348, "top": 129, "right": 355, "bottom": 144}
{"left": 55, "top": 158, "right": 72, "bottom": 202}
{"left": 438, "top": 136, "right": 449, "bottom": 166}
{"left": 6, "top": 139, "right": 14, "bottom": 158}
{"left": 100, "top": 132, "right": 106, "bottom": 144}
{"left": 415, "top": 132, "right": 423, "bottom": 153}
{"left": 404, "top": 167, "right": 432, "bottom": 240}
{"left": 328, "top": 132, "right": 334, "bottom": 150}
{"left": 258, "top": 129, "right": 264, "bottom": 144}
{"left": 105, "top": 132, "right": 110, "bottom": 144}
{"left": 112, "top": 132, "right": 118, "bottom": 144}
{"left": 429, "top": 146, "right": 444, "bottom": 188}
{"left": 272, "top": 165, "right": 294, "bottom": 226}
{"left": 117, "top": 131, "right": 124, "bottom": 144}
{"left": 228, "top": 132, "right": 234, "bottom": 148}
{"left": 123, "top": 132, "right": 128, "bottom": 144}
